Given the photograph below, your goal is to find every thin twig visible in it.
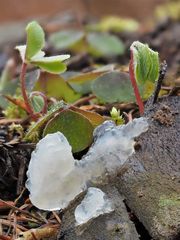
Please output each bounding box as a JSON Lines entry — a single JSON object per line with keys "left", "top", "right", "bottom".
{"left": 73, "top": 94, "right": 96, "bottom": 106}
{"left": 8, "top": 188, "right": 26, "bottom": 219}
{"left": 169, "top": 86, "right": 180, "bottom": 96}
{"left": 0, "top": 235, "right": 12, "bottom": 240}
{"left": 0, "top": 199, "right": 45, "bottom": 224}
{"left": 12, "top": 214, "right": 17, "bottom": 239}
{"left": 52, "top": 212, "right": 61, "bottom": 225}
{"left": 0, "top": 219, "right": 27, "bottom": 231}
{"left": 153, "top": 60, "right": 167, "bottom": 104}
{"left": 0, "top": 222, "right": 2, "bottom": 235}
{"left": 16, "top": 157, "right": 26, "bottom": 195}
{"left": 15, "top": 216, "right": 39, "bottom": 224}
{"left": 36, "top": 212, "right": 48, "bottom": 224}
{"left": 0, "top": 119, "right": 22, "bottom": 125}
{"left": 123, "top": 110, "right": 134, "bottom": 122}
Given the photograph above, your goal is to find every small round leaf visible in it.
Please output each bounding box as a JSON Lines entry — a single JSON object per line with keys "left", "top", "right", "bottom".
{"left": 49, "top": 30, "right": 84, "bottom": 50}
{"left": 43, "top": 109, "right": 94, "bottom": 153}
{"left": 87, "top": 32, "right": 125, "bottom": 57}
{"left": 30, "top": 95, "right": 45, "bottom": 113}
{"left": 92, "top": 71, "right": 135, "bottom": 103}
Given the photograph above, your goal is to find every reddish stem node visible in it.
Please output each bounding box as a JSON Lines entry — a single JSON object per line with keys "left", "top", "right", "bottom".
{"left": 129, "top": 52, "right": 144, "bottom": 115}
{"left": 20, "top": 62, "right": 39, "bottom": 121}
{"left": 20, "top": 63, "right": 33, "bottom": 114}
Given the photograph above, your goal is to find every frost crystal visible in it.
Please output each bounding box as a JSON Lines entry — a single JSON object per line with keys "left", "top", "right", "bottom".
{"left": 75, "top": 187, "right": 114, "bottom": 225}
{"left": 26, "top": 117, "right": 148, "bottom": 211}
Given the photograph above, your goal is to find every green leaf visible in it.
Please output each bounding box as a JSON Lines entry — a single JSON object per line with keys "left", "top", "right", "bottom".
{"left": 110, "top": 107, "right": 124, "bottom": 125}
{"left": 92, "top": 71, "right": 135, "bottom": 103}
{"left": 49, "top": 30, "right": 84, "bottom": 50}
{"left": 87, "top": 16, "right": 139, "bottom": 33}
{"left": 34, "top": 72, "right": 81, "bottom": 103}
{"left": 155, "top": 1, "right": 180, "bottom": 21}
{"left": 31, "top": 55, "right": 70, "bottom": 74}
{"left": 130, "top": 41, "right": 160, "bottom": 85}
{"left": 92, "top": 71, "right": 159, "bottom": 103}
{"left": 0, "top": 80, "right": 18, "bottom": 109}
{"left": 71, "top": 106, "right": 105, "bottom": 127}
{"left": 25, "top": 21, "right": 45, "bottom": 60}
{"left": 30, "top": 95, "right": 45, "bottom": 113}
{"left": 67, "top": 70, "right": 110, "bottom": 94}
{"left": 87, "top": 32, "right": 125, "bottom": 57}
{"left": 30, "top": 50, "right": 45, "bottom": 59}
{"left": 138, "top": 81, "right": 155, "bottom": 100}
{"left": 43, "top": 109, "right": 94, "bottom": 153}
{"left": 0, "top": 61, "right": 19, "bottom": 108}
{"left": 24, "top": 101, "right": 66, "bottom": 142}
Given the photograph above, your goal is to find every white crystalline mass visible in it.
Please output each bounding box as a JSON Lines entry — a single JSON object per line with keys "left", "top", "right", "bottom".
{"left": 79, "top": 117, "right": 149, "bottom": 180}
{"left": 75, "top": 187, "right": 114, "bottom": 225}
{"left": 26, "top": 117, "right": 148, "bottom": 211}
{"left": 26, "top": 132, "right": 75, "bottom": 210}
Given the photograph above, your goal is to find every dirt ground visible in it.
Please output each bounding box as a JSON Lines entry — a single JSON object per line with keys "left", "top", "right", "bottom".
{"left": 0, "top": 0, "right": 166, "bottom": 23}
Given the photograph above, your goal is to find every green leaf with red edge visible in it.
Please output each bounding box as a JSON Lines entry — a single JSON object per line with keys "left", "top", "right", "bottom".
{"left": 130, "top": 41, "right": 159, "bottom": 85}
{"left": 71, "top": 106, "right": 105, "bottom": 127}
{"left": 24, "top": 101, "right": 104, "bottom": 144}
{"left": 30, "top": 94, "right": 46, "bottom": 113}
{"left": 43, "top": 109, "right": 94, "bottom": 153}
{"left": 24, "top": 101, "right": 66, "bottom": 142}
{"left": 34, "top": 72, "right": 81, "bottom": 103}
{"left": 129, "top": 41, "right": 160, "bottom": 115}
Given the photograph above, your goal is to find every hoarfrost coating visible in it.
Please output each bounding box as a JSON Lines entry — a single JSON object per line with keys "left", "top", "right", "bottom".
{"left": 26, "top": 117, "right": 149, "bottom": 211}
{"left": 75, "top": 187, "right": 114, "bottom": 225}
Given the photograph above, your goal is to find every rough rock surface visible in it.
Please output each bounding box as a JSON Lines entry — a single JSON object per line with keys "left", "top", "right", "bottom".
{"left": 117, "top": 96, "right": 180, "bottom": 239}
{"left": 58, "top": 96, "right": 180, "bottom": 240}
{"left": 58, "top": 185, "right": 139, "bottom": 240}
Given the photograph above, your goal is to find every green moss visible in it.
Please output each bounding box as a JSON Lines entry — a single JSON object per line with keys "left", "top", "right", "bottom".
{"left": 159, "top": 196, "right": 180, "bottom": 207}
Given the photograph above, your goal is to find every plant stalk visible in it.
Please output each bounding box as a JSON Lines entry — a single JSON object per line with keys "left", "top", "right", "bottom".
{"left": 20, "top": 62, "right": 33, "bottom": 115}
{"left": 129, "top": 52, "right": 144, "bottom": 115}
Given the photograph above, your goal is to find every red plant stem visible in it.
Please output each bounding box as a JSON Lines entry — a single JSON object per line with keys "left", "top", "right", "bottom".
{"left": 20, "top": 62, "right": 33, "bottom": 115}
{"left": 129, "top": 52, "right": 144, "bottom": 115}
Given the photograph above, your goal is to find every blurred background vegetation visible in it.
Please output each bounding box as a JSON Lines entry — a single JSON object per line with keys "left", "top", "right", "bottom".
{"left": 0, "top": 0, "right": 167, "bottom": 23}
